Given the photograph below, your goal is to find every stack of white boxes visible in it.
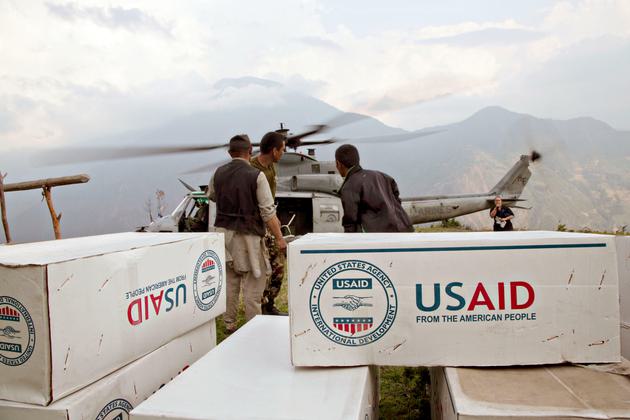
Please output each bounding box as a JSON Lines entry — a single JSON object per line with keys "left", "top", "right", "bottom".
{"left": 130, "top": 316, "right": 379, "bottom": 420}
{"left": 0, "top": 232, "right": 226, "bottom": 419}
{"left": 287, "top": 231, "right": 620, "bottom": 367}
{"left": 617, "top": 236, "right": 630, "bottom": 359}
{"left": 285, "top": 231, "right": 630, "bottom": 419}
{"left": 431, "top": 364, "right": 630, "bottom": 419}
{"left": 126, "top": 231, "right": 628, "bottom": 419}
{"left": 429, "top": 234, "right": 630, "bottom": 420}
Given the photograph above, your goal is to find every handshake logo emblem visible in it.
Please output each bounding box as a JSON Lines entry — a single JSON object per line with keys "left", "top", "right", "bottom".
{"left": 0, "top": 297, "right": 35, "bottom": 366}
{"left": 310, "top": 260, "right": 397, "bottom": 347}
{"left": 333, "top": 295, "right": 373, "bottom": 311}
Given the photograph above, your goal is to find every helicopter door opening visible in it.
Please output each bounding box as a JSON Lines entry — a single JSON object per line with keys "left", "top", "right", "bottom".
{"left": 180, "top": 196, "right": 210, "bottom": 232}
{"left": 276, "top": 197, "right": 313, "bottom": 236}
{"left": 312, "top": 196, "right": 344, "bottom": 233}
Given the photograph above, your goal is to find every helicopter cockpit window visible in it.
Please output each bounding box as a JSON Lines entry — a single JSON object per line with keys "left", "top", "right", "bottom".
{"left": 311, "top": 164, "right": 321, "bottom": 174}
{"left": 181, "top": 196, "right": 209, "bottom": 232}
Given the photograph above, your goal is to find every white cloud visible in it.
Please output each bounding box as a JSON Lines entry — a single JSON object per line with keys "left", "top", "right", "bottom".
{"left": 543, "top": 0, "right": 630, "bottom": 41}
{"left": 1, "top": 0, "right": 629, "bottom": 150}
{"left": 299, "top": 36, "right": 343, "bottom": 51}
{"left": 45, "top": 2, "right": 173, "bottom": 35}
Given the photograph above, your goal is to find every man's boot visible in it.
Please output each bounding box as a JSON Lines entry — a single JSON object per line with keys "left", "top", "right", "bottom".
{"left": 262, "top": 299, "right": 287, "bottom": 316}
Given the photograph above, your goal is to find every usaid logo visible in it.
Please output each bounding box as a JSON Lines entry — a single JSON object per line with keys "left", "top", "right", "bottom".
{"left": 310, "top": 260, "right": 397, "bottom": 347}
{"left": 95, "top": 398, "right": 133, "bottom": 420}
{"left": 201, "top": 258, "right": 216, "bottom": 273}
{"left": 416, "top": 281, "right": 535, "bottom": 312}
{"left": 193, "top": 250, "right": 224, "bottom": 311}
{"left": 0, "top": 296, "right": 35, "bottom": 367}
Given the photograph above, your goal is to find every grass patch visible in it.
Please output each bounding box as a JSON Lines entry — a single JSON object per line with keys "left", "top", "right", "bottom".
{"left": 380, "top": 366, "right": 431, "bottom": 419}
{"left": 216, "top": 274, "right": 289, "bottom": 344}
{"left": 415, "top": 218, "right": 473, "bottom": 233}
{"left": 557, "top": 223, "right": 629, "bottom": 235}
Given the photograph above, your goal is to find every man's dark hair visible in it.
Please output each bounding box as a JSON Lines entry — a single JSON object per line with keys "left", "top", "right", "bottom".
{"left": 335, "top": 144, "right": 360, "bottom": 168}
{"left": 228, "top": 134, "right": 251, "bottom": 154}
{"left": 259, "top": 132, "right": 285, "bottom": 154}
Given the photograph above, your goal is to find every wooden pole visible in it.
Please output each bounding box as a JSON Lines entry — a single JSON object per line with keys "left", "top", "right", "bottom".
{"left": 4, "top": 174, "right": 90, "bottom": 192}
{"left": 42, "top": 186, "right": 62, "bottom": 240}
{"left": 3, "top": 174, "right": 89, "bottom": 241}
{"left": 0, "top": 171, "right": 11, "bottom": 244}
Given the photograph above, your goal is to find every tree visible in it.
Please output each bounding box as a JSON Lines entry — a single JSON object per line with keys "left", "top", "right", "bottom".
{"left": 144, "top": 197, "right": 154, "bottom": 223}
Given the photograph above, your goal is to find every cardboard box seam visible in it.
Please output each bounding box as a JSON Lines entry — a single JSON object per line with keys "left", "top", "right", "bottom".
{"left": 0, "top": 235, "right": 205, "bottom": 268}
{"left": 45, "top": 266, "right": 53, "bottom": 405}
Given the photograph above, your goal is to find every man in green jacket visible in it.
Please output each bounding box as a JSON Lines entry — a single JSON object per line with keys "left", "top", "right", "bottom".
{"left": 251, "top": 131, "right": 287, "bottom": 315}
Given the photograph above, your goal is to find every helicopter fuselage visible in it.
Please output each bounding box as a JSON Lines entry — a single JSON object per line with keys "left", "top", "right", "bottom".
{"left": 142, "top": 151, "right": 533, "bottom": 234}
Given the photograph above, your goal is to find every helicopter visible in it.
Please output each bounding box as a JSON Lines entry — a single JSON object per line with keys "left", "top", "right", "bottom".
{"left": 131, "top": 120, "right": 540, "bottom": 236}
{"left": 38, "top": 114, "right": 539, "bottom": 236}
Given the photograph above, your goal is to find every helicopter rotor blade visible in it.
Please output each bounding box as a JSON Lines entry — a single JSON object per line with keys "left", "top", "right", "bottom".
{"left": 298, "top": 129, "right": 445, "bottom": 147}
{"left": 323, "top": 113, "right": 369, "bottom": 130}
{"left": 181, "top": 146, "right": 266, "bottom": 175}
{"left": 346, "top": 129, "right": 445, "bottom": 144}
{"left": 35, "top": 144, "right": 230, "bottom": 166}
{"left": 295, "top": 139, "right": 337, "bottom": 147}
{"left": 285, "top": 113, "right": 369, "bottom": 148}
{"left": 179, "top": 159, "right": 230, "bottom": 175}
{"left": 178, "top": 178, "right": 197, "bottom": 192}
{"left": 286, "top": 125, "right": 327, "bottom": 145}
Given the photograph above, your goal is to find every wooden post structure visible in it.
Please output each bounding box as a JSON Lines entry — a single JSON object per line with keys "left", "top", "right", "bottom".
{"left": 0, "top": 171, "right": 11, "bottom": 244}
{"left": 4, "top": 174, "right": 90, "bottom": 240}
{"left": 42, "top": 186, "right": 62, "bottom": 239}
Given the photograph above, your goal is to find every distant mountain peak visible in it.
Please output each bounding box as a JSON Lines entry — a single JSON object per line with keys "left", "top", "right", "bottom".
{"left": 564, "top": 116, "right": 614, "bottom": 131}
{"left": 468, "top": 106, "right": 527, "bottom": 120}
{"left": 213, "top": 77, "right": 282, "bottom": 90}
{"left": 465, "top": 107, "right": 617, "bottom": 132}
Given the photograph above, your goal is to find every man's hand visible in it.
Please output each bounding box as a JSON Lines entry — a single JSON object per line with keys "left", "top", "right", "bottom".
{"left": 277, "top": 237, "right": 288, "bottom": 253}
{"left": 266, "top": 215, "right": 287, "bottom": 254}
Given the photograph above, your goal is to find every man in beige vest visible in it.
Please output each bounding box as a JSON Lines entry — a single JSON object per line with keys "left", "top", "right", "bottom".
{"left": 209, "top": 135, "right": 287, "bottom": 333}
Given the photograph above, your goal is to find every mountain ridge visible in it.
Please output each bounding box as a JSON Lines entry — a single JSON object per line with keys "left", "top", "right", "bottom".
{"left": 2, "top": 85, "right": 628, "bottom": 242}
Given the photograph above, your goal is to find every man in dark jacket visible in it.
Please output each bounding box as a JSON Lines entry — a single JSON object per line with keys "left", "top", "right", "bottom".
{"left": 335, "top": 144, "right": 413, "bottom": 233}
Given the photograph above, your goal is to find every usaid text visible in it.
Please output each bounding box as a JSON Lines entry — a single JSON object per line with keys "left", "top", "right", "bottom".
{"left": 126, "top": 276, "right": 188, "bottom": 326}
{"left": 415, "top": 281, "right": 537, "bottom": 324}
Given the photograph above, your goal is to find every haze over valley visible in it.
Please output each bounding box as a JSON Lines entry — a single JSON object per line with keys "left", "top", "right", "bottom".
{"left": 2, "top": 78, "right": 628, "bottom": 242}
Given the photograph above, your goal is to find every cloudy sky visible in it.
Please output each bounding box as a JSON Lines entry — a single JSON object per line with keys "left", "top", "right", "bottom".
{"left": 1, "top": 0, "right": 629, "bottom": 150}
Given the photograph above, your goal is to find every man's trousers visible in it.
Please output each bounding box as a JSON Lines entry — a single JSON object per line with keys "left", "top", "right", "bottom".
{"left": 224, "top": 265, "right": 267, "bottom": 330}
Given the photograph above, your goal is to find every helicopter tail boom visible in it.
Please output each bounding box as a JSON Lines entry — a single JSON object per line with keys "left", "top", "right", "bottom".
{"left": 489, "top": 154, "right": 535, "bottom": 199}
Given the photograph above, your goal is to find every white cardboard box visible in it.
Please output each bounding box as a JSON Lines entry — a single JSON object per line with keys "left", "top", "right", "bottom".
{"left": 431, "top": 365, "right": 630, "bottom": 419}
{"left": 130, "top": 316, "right": 379, "bottom": 420}
{"left": 0, "top": 232, "right": 225, "bottom": 405}
{"left": 617, "top": 236, "right": 630, "bottom": 359}
{"left": 0, "top": 321, "right": 216, "bottom": 420}
{"left": 289, "top": 231, "right": 620, "bottom": 367}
